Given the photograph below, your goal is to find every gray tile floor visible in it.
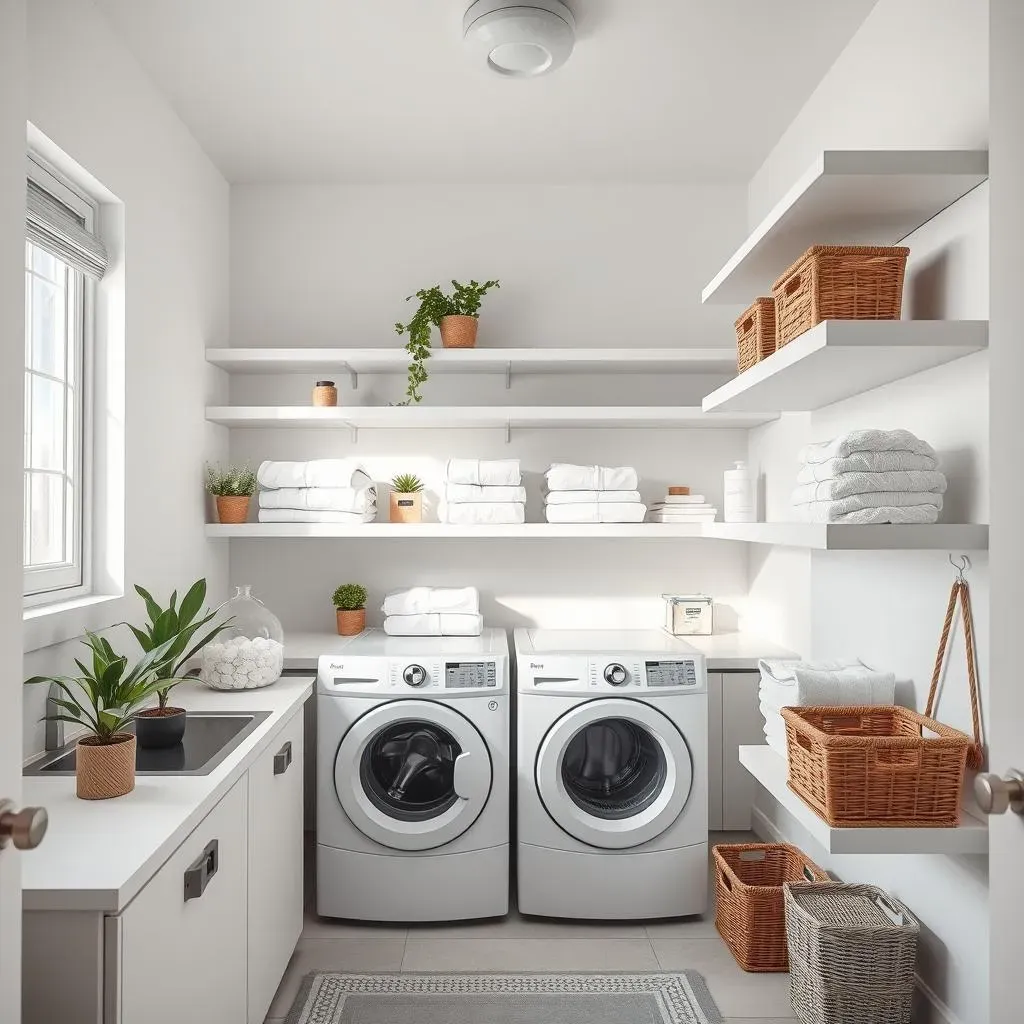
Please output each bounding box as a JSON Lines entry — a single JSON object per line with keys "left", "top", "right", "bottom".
{"left": 265, "top": 834, "right": 797, "bottom": 1023}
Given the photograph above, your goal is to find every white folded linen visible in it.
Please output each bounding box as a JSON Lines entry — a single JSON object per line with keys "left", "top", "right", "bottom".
{"left": 793, "top": 491, "right": 943, "bottom": 516}
{"left": 792, "top": 470, "right": 947, "bottom": 504}
{"left": 439, "top": 502, "right": 526, "bottom": 525}
{"left": 800, "top": 429, "right": 936, "bottom": 466}
{"left": 759, "top": 658, "right": 869, "bottom": 712}
{"left": 649, "top": 512, "right": 717, "bottom": 523}
{"left": 444, "top": 483, "right": 527, "bottom": 503}
{"left": 545, "top": 463, "right": 638, "bottom": 491}
{"left": 543, "top": 490, "right": 643, "bottom": 505}
{"left": 382, "top": 587, "right": 480, "bottom": 617}
{"left": 794, "top": 667, "right": 896, "bottom": 708}
{"left": 258, "top": 486, "right": 376, "bottom": 513}
{"left": 545, "top": 502, "right": 647, "bottom": 524}
{"left": 445, "top": 458, "right": 521, "bottom": 486}
{"left": 383, "top": 613, "right": 484, "bottom": 637}
{"left": 257, "top": 459, "right": 372, "bottom": 490}
{"left": 258, "top": 507, "right": 377, "bottom": 523}
{"left": 793, "top": 502, "right": 940, "bottom": 525}
{"left": 797, "top": 451, "right": 938, "bottom": 482}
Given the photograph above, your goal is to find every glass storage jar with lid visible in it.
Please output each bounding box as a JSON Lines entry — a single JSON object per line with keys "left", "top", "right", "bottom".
{"left": 201, "top": 585, "right": 285, "bottom": 690}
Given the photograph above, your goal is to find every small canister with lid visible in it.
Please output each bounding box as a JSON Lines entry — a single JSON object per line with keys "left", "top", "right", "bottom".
{"left": 312, "top": 380, "right": 338, "bottom": 407}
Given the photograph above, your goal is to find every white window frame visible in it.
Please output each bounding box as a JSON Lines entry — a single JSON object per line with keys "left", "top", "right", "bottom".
{"left": 23, "top": 155, "right": 97, "bottom": 607}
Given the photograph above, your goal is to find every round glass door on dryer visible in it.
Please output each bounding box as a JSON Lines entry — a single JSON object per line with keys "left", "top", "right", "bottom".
{"left": 535, "top": 698, "right": 693, "bottom": 849}
{"left": 334, "top": 701, "right": 493, "bottom": 851}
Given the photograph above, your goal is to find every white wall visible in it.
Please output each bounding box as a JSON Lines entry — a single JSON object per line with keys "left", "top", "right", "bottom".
{"left": 20, "top": 0, "right": 231, "bottom": 755}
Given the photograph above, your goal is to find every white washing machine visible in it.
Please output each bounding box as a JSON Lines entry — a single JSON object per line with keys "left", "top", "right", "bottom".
{"left": 514, "top": 628, "right": 708, "bottom": 920}
{"left": 317, "top": 628, "right": 509, "bottom": 922}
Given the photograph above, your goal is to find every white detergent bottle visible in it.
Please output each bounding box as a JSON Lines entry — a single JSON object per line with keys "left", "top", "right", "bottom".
{"left": 723, "top": 461, "right": 755, "bottom": 523}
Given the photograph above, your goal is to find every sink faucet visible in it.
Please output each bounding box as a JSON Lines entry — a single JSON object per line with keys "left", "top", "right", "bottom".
{"left": 45, "top": 682, "right": 64, "bottom": 751}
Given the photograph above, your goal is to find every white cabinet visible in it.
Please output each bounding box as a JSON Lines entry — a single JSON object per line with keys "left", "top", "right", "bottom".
{"left": 707, "top": 672, "right": 724, "bottom": 830}
{"left": 247, "top": 708, "right": 305, "bottom": 1024}
{"left": 708, "top": 672, "right": 763, "bottom": 831}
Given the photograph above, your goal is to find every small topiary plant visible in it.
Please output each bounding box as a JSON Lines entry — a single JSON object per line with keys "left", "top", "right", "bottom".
{"left": 205, "top": 463, "right": 257, "bottom": 497}
{"left": 391, "top": 473, "right": 424, "bottom": 493}
{"left": 332, "top": 583, "right": 367, "bottom": 611}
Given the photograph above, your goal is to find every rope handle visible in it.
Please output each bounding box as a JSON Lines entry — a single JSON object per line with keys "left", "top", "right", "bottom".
{"left": 926, "top": 578, "right": 983, "bottom": 769}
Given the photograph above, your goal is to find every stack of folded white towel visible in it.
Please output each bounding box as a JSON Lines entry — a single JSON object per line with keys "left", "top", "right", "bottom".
{"left": 257, "top": 460, "right": 376, "bottom": 523}
{"left": 439, "top": 459, "right": 525, "bottom": 525}
{"left": 758, "top": 658, "right": 897, "bottom": 757}
{"left": 382, "top": 587, "right": 483, "bottom": 636}
{"left": 792, "top": 429, "right": 947, "bottom": 525}
{"left": 543, "top": 464, "right": 647, "bottom": 523}
{"left": 648, "top": 492, "right": 718, "bottom": 524}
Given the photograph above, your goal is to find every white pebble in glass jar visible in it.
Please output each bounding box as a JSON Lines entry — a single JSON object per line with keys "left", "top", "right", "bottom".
{"left": 202, "top": 636, "right": 285, "bottom": 691}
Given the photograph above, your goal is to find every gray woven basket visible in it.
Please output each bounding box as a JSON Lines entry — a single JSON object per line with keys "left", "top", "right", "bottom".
{"left": 784, "top": 882, "right": 920, "bottom": 1024}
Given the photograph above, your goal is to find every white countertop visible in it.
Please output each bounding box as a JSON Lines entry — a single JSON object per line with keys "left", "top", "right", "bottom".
{"left": 22, "top": 675, "right": 313, "bottom": 914}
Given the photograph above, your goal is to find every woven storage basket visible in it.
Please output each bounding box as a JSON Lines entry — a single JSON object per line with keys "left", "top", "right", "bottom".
{"left": 734, "top": 297, "right": 776, "bottom": 372}
{"left": 713, "top": 843, "right": 828, "bottom": 972}
{"left": 772, "top": 245, "right": 910, "bottom": 347}
{"left": 781, "top": 705, "right": 972, "bottom": 828}
{"left": 785, "top": 882, "right": 920, "bottom": 1024}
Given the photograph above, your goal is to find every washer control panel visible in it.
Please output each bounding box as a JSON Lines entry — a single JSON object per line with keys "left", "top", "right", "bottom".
{"left": 317, "top": 654, "right": 506, "bottom": 694}
{"left": 583, "top": 656, "right": 702, "bottom": 691}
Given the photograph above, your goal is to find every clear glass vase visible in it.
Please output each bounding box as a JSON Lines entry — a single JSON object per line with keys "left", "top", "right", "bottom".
{"left": 201, "top": 585, "right": 285, "bottom": 690}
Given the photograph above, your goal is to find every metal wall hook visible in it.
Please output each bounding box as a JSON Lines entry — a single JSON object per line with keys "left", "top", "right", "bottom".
{"left": 949, "top": 553, "right": 971, "bottom": 583}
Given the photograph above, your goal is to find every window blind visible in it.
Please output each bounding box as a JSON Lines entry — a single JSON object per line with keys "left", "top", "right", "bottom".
{"left": 26, "top": 179, "right": 107, "bottom": 280}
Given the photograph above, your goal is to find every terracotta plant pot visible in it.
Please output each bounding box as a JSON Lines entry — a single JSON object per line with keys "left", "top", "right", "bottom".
{"left": 439, "top": 315, "right": 478, "bottom": 349}
{"left": 390, "top": 491, "right": 423, "bottom": 523}
{"left": 134, "top": 707, "right": 187, "bottom": 749}
{"left": 216, "top": 495, "right": 251, "bottom": 524}
{"left": 76, "top": 733, "right": 136, "bottom": 800}
{"left": 337, "top": 608, "right": 366, "bottom": 636}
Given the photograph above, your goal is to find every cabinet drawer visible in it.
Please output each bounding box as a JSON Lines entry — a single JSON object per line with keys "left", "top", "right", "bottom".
{"left": 247, "top": 707, "right": 305, "bottom": 1024}
{"left": 110, "top": 777, "right": 248, "bottom": 1024}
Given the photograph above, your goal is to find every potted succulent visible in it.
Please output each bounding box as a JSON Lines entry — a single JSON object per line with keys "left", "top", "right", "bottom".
{"left": 128, "top": 578, "right": 232, "bottom": 749}
{"left": 333, "top": 583, "right": 368, "bottom": 636}
{"left": 25, "top": 632, "right": 188, "bottom": 799}
{"left": 206, "top": 463, "right": 257, "bottom": 524}
{"left": 390, "top": 473, "right": 425, "bottom": 523}
{"left": 394, "top": 279, "right": 500, "bottom": 403}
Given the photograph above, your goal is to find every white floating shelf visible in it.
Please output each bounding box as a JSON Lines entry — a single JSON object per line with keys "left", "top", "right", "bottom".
{"left": 205, "top": 406, "right": 776, "bottom": 430}
{"left": 740, "top": 745, "right": 988, "bottom": 855}
{"left": 702, "top": 319, "right": 988, "bottom": 413}
{"left": 705, "top": 522, "right": 989, "bottom": 551}
{"left": 703, "top": 150, "right": 988, "bottom": 304}
{"left": 205, "top": 523, "right": 705, "bottom": 539}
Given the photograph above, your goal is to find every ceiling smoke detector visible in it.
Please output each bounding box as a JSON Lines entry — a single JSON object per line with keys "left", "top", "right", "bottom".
{"left": 463, "top": 1, "right": 576, "bottom": 78}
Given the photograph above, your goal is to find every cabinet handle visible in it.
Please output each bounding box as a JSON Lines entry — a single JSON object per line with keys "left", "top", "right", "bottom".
{"left": 183, "top": 839, "right": 219, "bottom": 902}
{"left": 273, "top": 740, "right": 293, "bottom": 776}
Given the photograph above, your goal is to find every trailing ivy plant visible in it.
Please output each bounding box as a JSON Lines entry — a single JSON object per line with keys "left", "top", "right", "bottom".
{"left": 394, "top": 279, "right": 500, "bottom": 404}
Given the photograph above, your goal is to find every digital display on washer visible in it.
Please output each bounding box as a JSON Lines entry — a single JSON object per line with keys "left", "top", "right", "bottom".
{"left": 445, "top": 661, "right": 497, "bottom": 689}
{"left": 645, "top": 660, "right": 697, "bottom": 687}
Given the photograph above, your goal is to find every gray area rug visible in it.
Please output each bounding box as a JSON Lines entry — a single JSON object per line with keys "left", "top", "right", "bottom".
{"left": 285, "top": 972, "right": 723, "bottom": 1024}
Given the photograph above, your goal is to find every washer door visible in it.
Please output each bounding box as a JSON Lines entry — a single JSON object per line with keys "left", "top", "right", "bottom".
{"left": 535, "top": 698, "right": 693, "bottom": 850}
{"left": 334, "top": 700, "right": 492, "bottom": 852}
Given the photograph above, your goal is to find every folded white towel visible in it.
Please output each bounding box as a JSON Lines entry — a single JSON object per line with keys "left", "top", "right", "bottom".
{"left": 257, "top": 460, "right": 372, "bottom": 490}
{"left": 800, "top": 429, "right": 936, "bottom": 466}
{"left": 793, "top": 502, "right": 940, "bottom": 525}
{"left": 257, "top": 507, "right": 377, "bottom": 523}
{"left": 797, "top": 451, "right": 938, "bottom": 482}
{"left": 445, "top": 458, "right": 521, "bottom": 486}
{"left": 759, "top": 658, "right": 870, "bottom": 713}
{"left": 649, "top": 511, "right": 717, "bottom": 523}
{"left": 444, "top": 483, "right": 527, "bottom": 503}
{"left": 793, "top": 492, "right": 943, "bottom": 517}
{"left": 792, "top": 471, "right": 947, "bottom": 504}
{"left": 383, "top": 613, "right": 484, "bottom": 637}
{"left": 545, "top": 464, "right": 638, "bottom": 491}
{"left": 544, "top": 490, "right": 643, "bottom": 505}
{"left": 258, "top": 486, "right": 376, "bottom": 513}
{"left": 545, "top": 502, "right": 647, "bottom": 524}
{"left": 382, "top": 587, "right": 480, "bottom": 617}
{"left": 439, "top": 502, "right": 526, "bottom": 525}
{"left": 793, "top": 667, "right": 896, "bottom": 707}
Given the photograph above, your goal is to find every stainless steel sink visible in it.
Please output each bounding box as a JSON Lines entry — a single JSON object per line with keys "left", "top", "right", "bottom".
{"left": 24, "top": 711, "right": 272, "bottom": 777}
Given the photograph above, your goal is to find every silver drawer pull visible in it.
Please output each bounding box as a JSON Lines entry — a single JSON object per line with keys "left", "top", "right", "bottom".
{"left": 274, "top": 741, "right": 293, "bottom": 776}
{"left": 183, "top": 839, "right": 218, "bottom": 902}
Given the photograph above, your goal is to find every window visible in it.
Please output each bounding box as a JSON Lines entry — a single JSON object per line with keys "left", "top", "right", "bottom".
{"left": 23, "top": 157, "right": 106, "bottom": 602}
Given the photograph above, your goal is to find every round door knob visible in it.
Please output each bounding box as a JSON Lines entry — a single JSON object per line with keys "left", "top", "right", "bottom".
{"left": 0, "top": 800, "right": 48, "bottom": 851}
{"left": 974, "top": 769, "right": 1024, "bottom": 815}
{"left": 604, "top": 663, "right": 628, "bottom": 686}
{"left": 403, "top": 664, "right": 428, "bottom": 688}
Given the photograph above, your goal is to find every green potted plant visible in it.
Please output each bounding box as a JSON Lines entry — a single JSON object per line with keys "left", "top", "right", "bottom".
{"left": 333, "top": 583, "right": 368, "bottom": 636}
{"left": 206, "top": 463, "right": 258, "bottom": 524}
{"left": 390, "top": 473, "right": 425, "bottom": 523}
{"left": 128, "top": 578, "right": 233, "bottom": 749}
{"left": 25, "top": 632, "right": 189, "bottom": 799}
{"left": 394, "top": 278, "right": 500, "bottom": 403}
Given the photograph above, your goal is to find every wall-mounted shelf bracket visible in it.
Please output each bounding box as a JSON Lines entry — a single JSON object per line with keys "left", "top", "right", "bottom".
{"left": 349, "top": 424, "right": 358, "bottom": 444}
{"left": 505, "top": 361, "right": 512, "bottom": 390}
{"left": 505, "top": 420, "right": 511, "bottom": 444}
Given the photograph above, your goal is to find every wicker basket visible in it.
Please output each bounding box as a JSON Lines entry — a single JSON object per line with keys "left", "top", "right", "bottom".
{"left": 713, "top": 843, "right": 828, "bottom": 972}
{"left": 734, "top": 297, "right": 776, "bottom": 372}
{"left": 785, "top": 882, "right": 920, "bottom": 1024}
{"left": 781, "top": 705, "right": 972, "bottom": 828}
{"left": 773, "top": 246, "right": 910, "bottom": 347}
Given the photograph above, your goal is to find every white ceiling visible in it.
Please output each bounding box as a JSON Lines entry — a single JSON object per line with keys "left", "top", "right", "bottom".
{"left": 95, "top": 0, "right": 877, "bottom": 184}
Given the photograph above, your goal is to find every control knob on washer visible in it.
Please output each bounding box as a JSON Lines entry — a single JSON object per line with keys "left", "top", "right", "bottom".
{"left": 604, "top": 663, "right": 628, "bottom": 686}
{"left": 403, "top": 664, "right": 428, "bottom": 688}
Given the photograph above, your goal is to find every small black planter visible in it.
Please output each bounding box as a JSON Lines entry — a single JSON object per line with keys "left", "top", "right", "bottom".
{"left": 134, "top": 708, "right": 187, "bottom": 749}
